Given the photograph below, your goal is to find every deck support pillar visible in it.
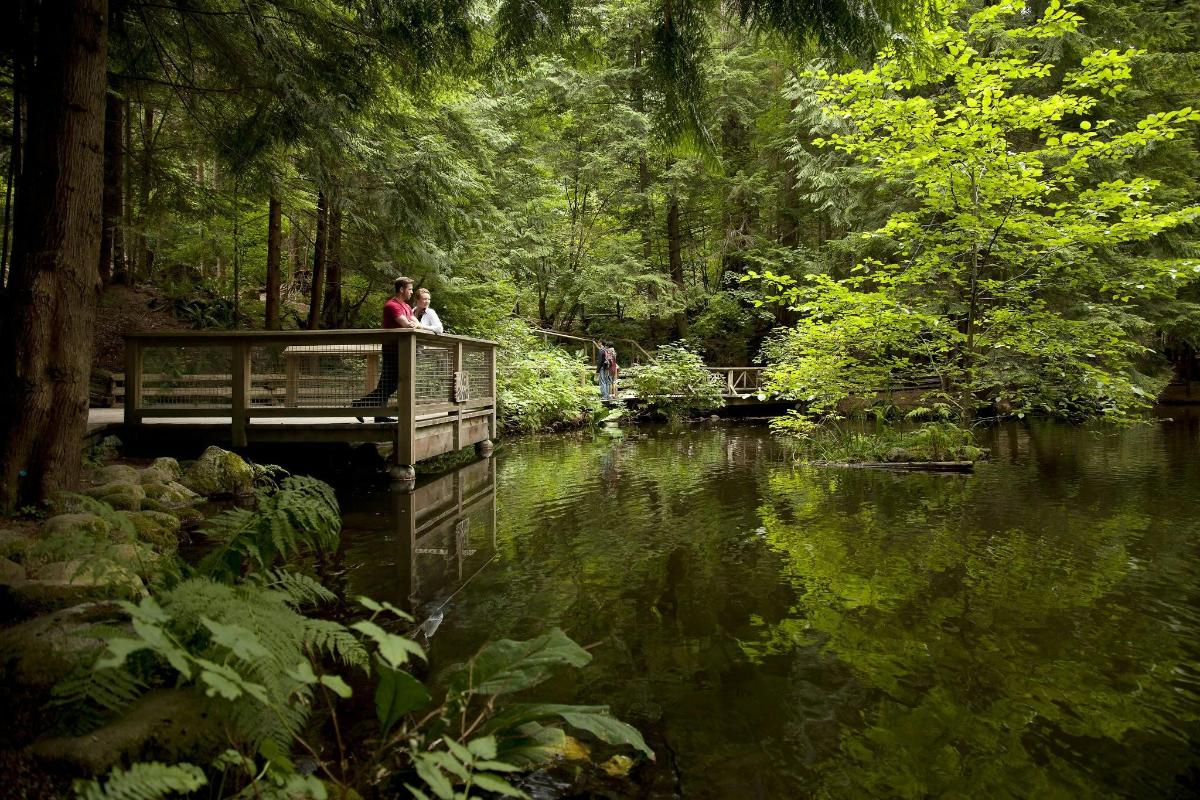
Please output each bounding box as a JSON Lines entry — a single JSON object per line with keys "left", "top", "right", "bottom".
{"left": 394, "top": 333, "right": 416, "bottom": 467}
{"left": 231, "top": 343, "right": 250, "bottom": 448}
{"left": 389, "top": 464, "right": 416, "bottom": 484}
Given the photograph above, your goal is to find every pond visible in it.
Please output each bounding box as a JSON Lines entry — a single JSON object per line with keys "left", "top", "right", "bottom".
{"left": 338, "top": 415, "right": 1200, "bottom": 798}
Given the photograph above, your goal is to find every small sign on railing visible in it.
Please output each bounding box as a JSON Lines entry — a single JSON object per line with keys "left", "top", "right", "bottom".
{"left": 454, "top": 371, "right": 471, "bottom": 402}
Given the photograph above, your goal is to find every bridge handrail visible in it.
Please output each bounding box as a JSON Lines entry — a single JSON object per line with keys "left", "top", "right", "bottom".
{"left": 531, "top": 328, "right": 658, "bottom": 365}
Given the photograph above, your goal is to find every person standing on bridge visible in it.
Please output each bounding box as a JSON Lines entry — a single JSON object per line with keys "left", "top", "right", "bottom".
{"left": 353, "top": 277, "right": 419, "bottom": 422}
{"left": 412, "top": 288, "right": 443, "bottom": 334}
{"left": 595, "top": 339, "right": 618, "bottom": 400}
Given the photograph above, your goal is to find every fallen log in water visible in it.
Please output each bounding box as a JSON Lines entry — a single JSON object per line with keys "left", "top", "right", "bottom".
{"left": 811, "top": 460, "right": 976, "bottom": 473}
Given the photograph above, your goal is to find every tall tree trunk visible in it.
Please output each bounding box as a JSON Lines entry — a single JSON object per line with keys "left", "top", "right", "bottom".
{"left": 0, "top": 0, "right": 108, "bottom": 510}
{"left": 136, "top": 103, "right": 153, "bottom": 281}
{"left": 265, "top": 195, "right": 281, "bottom": 329}
{"left": 776, "top": 163, "right": 800, "bottom": 247}
{"left": 719, "top": 110, "right": 752, "bottom": 287}
{"left": 630, "top": 33, "right": 653, "bottom": 265}
{"left": 121, "top": 95, "right": 132, "bottom": 277}
{"left": 1, "top": 0, "right": 27, "bottom": 286}
{"left": 231, "top": 180, "right": 241, "bottom": 325}
{"left": 666, "top": 192, "right": 688, "bottom": 338}
{"left": 287, "top": 211, "right": 300, "bottom": 303}
{"left": 306, "top": 189, "right": 327, "bottom": 330}
{"left": 98, "top": 85, "right": 123, "bottom": 284}
{"left": 321, "top": 201, "right": 342, "bottom": 328}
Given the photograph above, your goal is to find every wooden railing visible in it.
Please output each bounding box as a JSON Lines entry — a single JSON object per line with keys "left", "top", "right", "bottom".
{"left": 531, "top": 328, "right": 657, "bottom": 366}
{"left": 707, "top": 367, "right": 766, "bottom": 398}
{"left": 123, "top": 329, "right": 497, "bottom": 466}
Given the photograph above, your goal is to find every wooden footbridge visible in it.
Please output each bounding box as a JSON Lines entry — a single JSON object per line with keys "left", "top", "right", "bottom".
{"left": 112, "top": 329, "right": 497, "bottom": 477}
{"left": 531, "top": 328, "right": 771, "bottom": 403}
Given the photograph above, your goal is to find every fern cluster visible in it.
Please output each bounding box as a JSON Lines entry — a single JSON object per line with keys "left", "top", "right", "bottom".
{"left": 88, "top": 577, "right": 366, "bottom": 755}
{"left": 75, "top": 762, "right": 206, "bottom": 800}
{"left": 199, "top": 476, "right": 341, "bottom": 580}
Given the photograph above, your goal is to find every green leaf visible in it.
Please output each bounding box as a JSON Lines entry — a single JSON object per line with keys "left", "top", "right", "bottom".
{"left": 443, "top": 737, "right": 474, "bottom": 764}
{"left": 95, "top": 637, "right": 151, "bottom": 671}
{"left": 288, "top": 660, "right": 318, "bottom": 684}
{"left": 471, "top": 773, "right": 528, "bottom": 798}
{"left": 467, "top": 736, "right": 498, "bottom": 760}
{"left": 320, "top": 674, "right": 353, "bottom": 699}
{"left": 492, "top": 723, "right": 568, "bottom": 767}
{"left": 351, "top": 620, "right": 426, "bottom": 668}
{"left": 448, "top": 628, "right": 591, "bottom": 696}
{"left": 414, "top": 754, "right": 455, "bottom": 799}
{"left": 201, "top": 617, "right": 270, "bottom": 661}
{"left": 375, "top": 659, "right": 432, "bottom": 735}
{"left": 482, "top": 703, "right": 653, "bottom": 759}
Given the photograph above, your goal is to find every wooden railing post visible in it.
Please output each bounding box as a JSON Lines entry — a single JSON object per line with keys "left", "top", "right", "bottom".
{"left": 490, "top": 342, "right": 498, "bottom": 442}
{"left": 124, "top": 338, "right": 143, "bottom": 427}
{"left": 453, "top": 340, "right": 464, "bottom": 450}
{"left": 231, "top": 342, "right": 250, "bottom": 448}
{"left": 395, "top": 333, "right": 416, "bottom": 467}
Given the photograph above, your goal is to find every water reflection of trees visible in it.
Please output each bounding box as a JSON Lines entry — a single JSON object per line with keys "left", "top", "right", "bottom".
{"left": 753, "top": 436, "right": 1200, "bottom": 798}
{"left": 361, "top": 424, "right": 1200, "bottom": 798}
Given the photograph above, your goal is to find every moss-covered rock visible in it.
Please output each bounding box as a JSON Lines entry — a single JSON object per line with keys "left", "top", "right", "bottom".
{"left": 119, "top": 510, "right": 181, "bottom": 551}
{"left": 41, "top": 513, "right": 114, "bottom": 540}
{"left": 182, "top": 446, "right": 254, "bottom": 497}
{"left": 30, "top": 689, "right": 222, "bottom": 776}
{"left": 150, "top": 457, "right": 182, "bottom": 480}
{"left": 140, "top": 480, "right": 200, "bottom": 507}
{"left": 137, "top": 466, "right": 175, "bottom": 485}
{"left": 49, "top": 492, "right": 111, "bottom": 517}
{"left": 94, "top": 464, "right": 139, "bottom": 484}
{"left": 0, "top": 529, "right": 33, "bottom": 560}
{"left": 171, "top": 506, "right": 204, "bottom": 529}
{"left": 0, "top": 556, "right": 26, "bottom": 584}
{"left": 83, "top": 481, "right": 146, "bottom": 511}
{"left": 28, "top": 560, "right": 147, "bottom": 602}
{"left": 0, "top": 602, "right": 126, "bottom": 689}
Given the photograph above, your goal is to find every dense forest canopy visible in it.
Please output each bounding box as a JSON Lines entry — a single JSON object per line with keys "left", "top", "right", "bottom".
{"left": 0, "top": 0, "right": 1198, "bottom": 507}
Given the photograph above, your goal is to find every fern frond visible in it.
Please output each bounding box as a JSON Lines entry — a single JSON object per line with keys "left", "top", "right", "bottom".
{"left": 198, "top": 477, "right": 340, "bottom": 581}
{"left": 255, "top": 568, "right": 337, "bottom": 608}
{"left": 74, "top": 762, "right": 206, "bottom": 800}
{"left": 51, "top": 666, "right": 147, "bottom": 732}
{"left": 303, "top": 618, "right": 370, "bottom": 671}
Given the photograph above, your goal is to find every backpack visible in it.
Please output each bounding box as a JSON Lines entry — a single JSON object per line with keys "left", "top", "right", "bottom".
{"left": 605, "top": 347, "right": 618, "bottom": 377}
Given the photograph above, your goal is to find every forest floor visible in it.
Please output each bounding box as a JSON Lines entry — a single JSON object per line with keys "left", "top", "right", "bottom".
{"left": 93, "top": 284, "right": 190, "bottom": 373}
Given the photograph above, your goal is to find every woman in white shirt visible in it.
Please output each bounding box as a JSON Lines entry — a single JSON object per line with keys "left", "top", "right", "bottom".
{"left": 412, "top": 288, "right": 444, "bottom": 334}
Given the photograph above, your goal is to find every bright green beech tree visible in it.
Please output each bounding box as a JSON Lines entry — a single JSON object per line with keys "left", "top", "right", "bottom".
{"left": 757, "top": 0, "right": 1200, "bottom": 421}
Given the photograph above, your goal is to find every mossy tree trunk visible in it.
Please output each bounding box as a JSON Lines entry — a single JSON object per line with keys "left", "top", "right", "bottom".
{"left": 0, "top": 0, "right": 108, "bottom": 510}
{"left": 265, "top": 195, "right": 282, "bottom": 329}
{"left": 306, "top": 189, "right": 328, "bottom": 330}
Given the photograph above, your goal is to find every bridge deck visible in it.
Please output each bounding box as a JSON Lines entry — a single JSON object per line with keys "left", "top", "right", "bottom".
{"left": 116, "top": 329, "right": 498, "bottom": 469}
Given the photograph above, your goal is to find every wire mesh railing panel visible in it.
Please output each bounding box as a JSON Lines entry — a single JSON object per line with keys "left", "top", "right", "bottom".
{"left": 416, "top": 342, "right": 454, "bottom": 404}
{"left": 140, "top": 346, "right": 232, "bottom": 408}
{"left": 268, "top": 342, "right": 381, "bottom": 408}
{"left": 463, "top": 345, "right": 493, "bottom": 400}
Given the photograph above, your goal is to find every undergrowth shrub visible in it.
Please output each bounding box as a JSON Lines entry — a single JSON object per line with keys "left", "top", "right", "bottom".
{"left": 76, "top": 596, "right": 652, "bottom": 800}
{"left": 624, "top": 344, "right": 725, "bottom": 420}
{"left": 493, "top": 320, "right": 599, "bottom": 433}
{"left": 771, "top": 414, "right": 987, "bottom": 463}
{"left": 56, "top": 467, "right": 652, "bottom": 800}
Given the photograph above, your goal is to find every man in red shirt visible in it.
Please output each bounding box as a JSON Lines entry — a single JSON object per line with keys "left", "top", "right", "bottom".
{"left": 354, "top": 277, "right": 418, "bottom": 422}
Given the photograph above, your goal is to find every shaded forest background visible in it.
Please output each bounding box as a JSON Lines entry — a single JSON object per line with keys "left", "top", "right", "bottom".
{"left": 0, "top": 0, "right": 1198, "bottom": 508}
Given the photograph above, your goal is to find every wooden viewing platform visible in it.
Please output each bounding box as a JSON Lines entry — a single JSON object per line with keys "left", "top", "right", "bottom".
{"left": 115, "top": 329, "right": 498, "bottom": 478}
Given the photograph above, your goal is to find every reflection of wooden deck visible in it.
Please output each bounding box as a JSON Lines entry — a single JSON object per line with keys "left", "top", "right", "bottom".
{"left": 383, "top": 458, "right": 497, "bottom": 615}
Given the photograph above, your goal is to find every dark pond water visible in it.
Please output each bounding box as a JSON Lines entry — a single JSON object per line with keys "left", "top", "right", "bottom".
{"left": 339, "top": 415, "right": 1200, "bottom": 799}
